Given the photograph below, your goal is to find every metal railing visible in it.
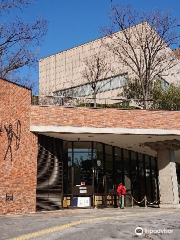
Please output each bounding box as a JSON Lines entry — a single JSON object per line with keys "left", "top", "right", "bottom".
{"left": 31, "top": 95, "right": 156, "bottom": 109}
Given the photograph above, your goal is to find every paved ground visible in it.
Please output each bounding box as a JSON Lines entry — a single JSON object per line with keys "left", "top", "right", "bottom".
{"left": 0, "top": 207, "right": 180, "bottom": 240}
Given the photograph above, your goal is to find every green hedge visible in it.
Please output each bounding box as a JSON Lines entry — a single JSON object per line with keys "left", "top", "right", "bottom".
{"left": 76, "top": 103, "right": 138, "bottom": 109}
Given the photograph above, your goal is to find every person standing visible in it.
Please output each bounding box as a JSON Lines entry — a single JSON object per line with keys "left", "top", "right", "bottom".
{"left": 117, "top": 183, "right": 126, "bottom": 209}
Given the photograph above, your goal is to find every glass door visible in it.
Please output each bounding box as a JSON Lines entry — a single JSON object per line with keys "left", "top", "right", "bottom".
{"left": 94, "top": 143, "right": 105, "bottom": 195}
{"left": 71, "top": 142, "right": 93, "bottom": 206}
{"left": 93, "top": 143, "right": 107, "bottom": 206}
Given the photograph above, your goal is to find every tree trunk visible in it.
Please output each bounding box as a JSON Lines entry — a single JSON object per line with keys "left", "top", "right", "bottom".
{"left": 143, "top": 94, "right": 149, "bottom": 109}
{"left": 93, "top": 92, "right": 96, "bottom": 107}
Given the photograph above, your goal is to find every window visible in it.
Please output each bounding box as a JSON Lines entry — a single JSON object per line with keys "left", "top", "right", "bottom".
{"left": 101, "top": 78, "right": 111, "bottom": 92}
{"left": 53, "top": 73, "right": 128, "bottom": 98}
{"left": 112, "top": 76, "right": 120, "bottom": 89}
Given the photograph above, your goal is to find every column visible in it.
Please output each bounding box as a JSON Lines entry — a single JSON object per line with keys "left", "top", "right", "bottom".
{"left": 145, "top": 140, "right": 180, "bottom": 208}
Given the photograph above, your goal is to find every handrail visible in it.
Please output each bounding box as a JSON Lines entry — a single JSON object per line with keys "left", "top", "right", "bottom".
{"left": 31, "top": 95, "right": 159, "bottom": 108}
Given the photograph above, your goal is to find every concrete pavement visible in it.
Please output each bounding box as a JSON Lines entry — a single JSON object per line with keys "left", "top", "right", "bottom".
{"left": 0, "top": 207, "right": 180, "bottom": 240}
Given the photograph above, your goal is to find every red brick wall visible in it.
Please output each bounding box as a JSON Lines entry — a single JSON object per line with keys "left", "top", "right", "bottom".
{"left": 0, "top": 79, "right": 38, "bottom": 215}
{"left": 30, "top": 106, "right": 180, "bottom": 130}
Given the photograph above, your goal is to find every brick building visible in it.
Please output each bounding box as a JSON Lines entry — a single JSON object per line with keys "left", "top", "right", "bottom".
{"left": 0, "top": 79, "right": 38, "bottom": 215}
{"left": 0, "top": 78, "right": 180, "bottom": 214}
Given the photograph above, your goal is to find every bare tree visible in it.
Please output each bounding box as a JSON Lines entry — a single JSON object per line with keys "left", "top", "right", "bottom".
{"left": 0, "top": 0, "right": 47, "bottom": 85}
{"left": 102, "top": 4, "right": 180, "bottom": 109}
{"left": 82, "top": 49, "right": 113, "bottom": 107}
{"left": 0, "top": 0, "right": 30, "bottom": 11}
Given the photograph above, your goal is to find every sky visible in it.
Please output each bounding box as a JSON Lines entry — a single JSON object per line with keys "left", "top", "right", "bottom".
{"left": 16, "top": 0, "right": 180, "bottom": 93}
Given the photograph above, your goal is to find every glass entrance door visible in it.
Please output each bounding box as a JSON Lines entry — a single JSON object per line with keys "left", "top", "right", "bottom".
{"left": 93, "top": 143, "right": 109, "bottom": 207}
{"left": 94, "top": 143, "right": 105, "bottom": 195}
{"left": 71, "top": 142, "right": 93, "bottom": 206}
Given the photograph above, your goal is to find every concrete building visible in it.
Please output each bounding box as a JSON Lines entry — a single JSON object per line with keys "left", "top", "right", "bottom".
{"left": 0, "top": 23, "right": 180, "bottom": 215}
{"left": 39, "top": 22, "right": 180, "bottom": 106}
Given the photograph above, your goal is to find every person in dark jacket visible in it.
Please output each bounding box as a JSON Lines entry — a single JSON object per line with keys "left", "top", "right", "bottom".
{"left": 117, "top": 183, "right": 126, "bottom": 209}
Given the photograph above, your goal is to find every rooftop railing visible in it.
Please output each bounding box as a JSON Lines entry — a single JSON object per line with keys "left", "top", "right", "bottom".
{"left": 31, "top": 95, "right": 158, "bottom": 109}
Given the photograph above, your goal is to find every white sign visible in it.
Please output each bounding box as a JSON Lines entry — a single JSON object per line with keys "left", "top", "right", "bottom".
{"left": 80, "top": 190, "right": 87, "bottom": 193}
{"left": 77, "top": 197, "right": 91, "bottom": 207}
{"left": 97, "top": 160, "right": 101, "bottom": 167}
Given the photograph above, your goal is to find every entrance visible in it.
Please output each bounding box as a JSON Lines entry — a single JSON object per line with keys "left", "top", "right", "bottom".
{"left": 69, "top": 142, "right": 114, "bottom": 207}
{"left": 63, "top": 141, "right": 159, "bottom": 208}
{"left": 70, "top": 142, "right": 94, "bottom": 207}
{"left": 36, "top": 137, "right": 160, "bottom": 211}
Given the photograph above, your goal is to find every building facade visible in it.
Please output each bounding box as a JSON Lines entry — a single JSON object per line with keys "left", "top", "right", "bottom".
{"left": 0, "top": 79, "right": 38, "bottom": 215}
{"left": 39, "top": 22, "right": 180, "bottom": 106}
{"left": 0, "top": 78, "right": 180, "bottom": 214}
{"left": 1, "top": 23, "right": 180, "bottom": 214}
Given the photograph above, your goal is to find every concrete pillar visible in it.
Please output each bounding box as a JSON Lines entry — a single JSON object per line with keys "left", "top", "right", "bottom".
{"left": 145, "top": 140, "right": 180, "bottom": 208}
{"left": 157, "top": 149, "right": 179, "bottom": 206}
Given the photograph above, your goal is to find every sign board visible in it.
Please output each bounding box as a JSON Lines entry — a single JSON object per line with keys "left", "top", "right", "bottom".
{"left": 81, "top": 182, "right": 85, "bottom": 185}
{"left": 77, "top": 197, "right": 91, "bottom": 207}
{"left": 80, "top": 190, "right": 87, "bottom": 194}
{"left": 73, "top": 185, "right": 93, "bottom": 195}
{"left": 6, "top": 193, "right": 13, "bottom": 201}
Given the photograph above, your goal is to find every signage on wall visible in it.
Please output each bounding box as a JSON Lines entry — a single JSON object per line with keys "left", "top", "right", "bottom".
{"left": 79, "top": 186, "right": 87, "bottom": 194}
{"left": 81, "top": 182, "right": 85, "bottom": 185}
{"left": 4, "top": 120, "right": 21, "bottom": 161}
{"left": 6, "top": 193, "right": 13, "bottom": 201}
{"left": 80, "top": 190, "right": 87, "bottom": 194}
